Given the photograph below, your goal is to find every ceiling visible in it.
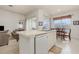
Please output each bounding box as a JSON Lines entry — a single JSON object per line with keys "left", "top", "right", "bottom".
{"left": 0, "top": 5, "right": 79, "bottom": 16}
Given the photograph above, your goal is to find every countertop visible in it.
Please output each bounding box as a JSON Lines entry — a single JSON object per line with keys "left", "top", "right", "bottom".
{"left": 17, "top": 30, "right": 47, "bottom": 37}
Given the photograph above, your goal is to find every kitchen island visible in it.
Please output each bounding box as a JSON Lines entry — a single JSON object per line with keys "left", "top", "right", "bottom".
{"left": 18, "top": 30, "right": 56, "bottom": 54}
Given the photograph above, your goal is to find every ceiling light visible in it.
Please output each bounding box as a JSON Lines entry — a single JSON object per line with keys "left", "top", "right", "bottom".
{"left": 57, "top": 9, "right": 61, "bottom": 12}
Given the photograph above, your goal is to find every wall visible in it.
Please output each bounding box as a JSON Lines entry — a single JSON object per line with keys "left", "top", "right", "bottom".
{"left": 25, "top": 9, "right": 79, "bottom": 39}
{"left": 25, "top": 10, "right": 38, "bottom": 30}
{"left": 71, "top": 11, "right": 79, "bottom": 39}
{"left": 52, "top": 10, "right": 79, "bottom": 40}
{"left": 25, "top": 9, "right": 50, "bottom": 30}
{"left": 0, "top": 9, "right": 24, "bottom": 32}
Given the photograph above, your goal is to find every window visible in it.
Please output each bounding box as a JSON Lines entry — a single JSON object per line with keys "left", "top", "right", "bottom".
{"left": 52, "top": 15, "right": 72, "bottom": 28}
{"left": 43, "top": 17, "right": 50, "bottom": 30}
{"left": 53, "top": 18, "right": 71, "bottom": 28}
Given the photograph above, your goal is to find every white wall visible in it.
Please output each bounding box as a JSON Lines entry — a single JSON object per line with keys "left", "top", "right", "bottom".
{"left": 52, "top": 10, "right": 79, "bottom": 40}
{"left": 71, "top": 11, "right": 79, "bottom": 39}
{"left": 25, "top": 9, "right": 50, "bottom": 30}
{"left": 25, "top": 10, "right": 38, "bottom": 30}
{"left": 0, "top": 9, "right": 24, "bottom": 32}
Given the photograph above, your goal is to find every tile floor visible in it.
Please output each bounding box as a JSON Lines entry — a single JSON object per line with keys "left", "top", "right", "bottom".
{"left": 55, "top": 38, "right": 79, "bottom": 54}
{"left": 0, "top": 38, "right": 79, "bottom": 54}
{"left": 0, "top": 39, "right": 19, "bottom": 54}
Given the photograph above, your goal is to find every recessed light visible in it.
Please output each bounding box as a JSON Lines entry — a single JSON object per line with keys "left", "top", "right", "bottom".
{"left": 57, "top": 9, "right": 61, "bottom": 12}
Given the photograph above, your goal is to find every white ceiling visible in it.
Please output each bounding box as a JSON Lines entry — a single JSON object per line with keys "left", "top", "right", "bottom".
{"left": 0, "top": 5, "right": 79, "bottom": 16}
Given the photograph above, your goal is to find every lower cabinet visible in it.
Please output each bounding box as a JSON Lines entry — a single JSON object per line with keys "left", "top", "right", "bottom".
{"left": 19, "top": 31, "right": 56, "bottom": 54}
{"left": 35, "top": 31, "right": 56, "bottom": 54}
{"left": 36, "top": 34, "right": 48, "bottom": 54}
{"left": 48, "top": 31, "right": 56, "bottom": 50}
{"left": 19, "top": 35, "right": 34, "bottom": 54}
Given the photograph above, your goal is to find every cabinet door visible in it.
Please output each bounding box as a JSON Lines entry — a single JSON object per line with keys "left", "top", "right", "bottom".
{"left": 19, "top": 35, "right": 34, "bottom": 54}
{"left": 36, "top": 34, "right": 48, "bottom": 54}
{"left": 48, "top": 32, "right": 56, "bottom": 50}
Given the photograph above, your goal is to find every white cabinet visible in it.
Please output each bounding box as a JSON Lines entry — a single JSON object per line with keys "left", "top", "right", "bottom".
{"left": 19, "top": 30, "right": 56, "bottom": 54}
{"left": 36, "top": 34, "right": 48, "bottom": 54}
{"left": 19, "top": 35, "right": 34, "bottom": 54}
{"left": 48, "top": 31, "right": 56, "bottom": 50}
{"left": 35, "top": 31, "right": 56, "bottom": 54}
{"left": 19, "top": 34, "right": 48, "bottom": 54}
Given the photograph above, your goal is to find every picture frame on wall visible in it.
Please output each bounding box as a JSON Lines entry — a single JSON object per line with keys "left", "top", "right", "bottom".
{"left": 73, "top": 21, "right": 79, "bottom": 25}
{"left": 38, "top": 22, "right": 43, "bottom": 26}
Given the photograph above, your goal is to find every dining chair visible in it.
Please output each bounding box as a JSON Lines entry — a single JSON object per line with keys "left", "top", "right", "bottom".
{"left": 56, "top": 28, "right": 71, "bottom": 41}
